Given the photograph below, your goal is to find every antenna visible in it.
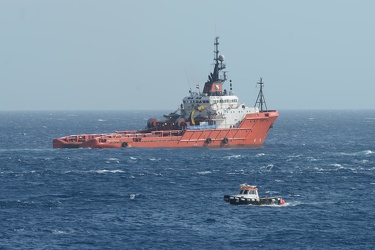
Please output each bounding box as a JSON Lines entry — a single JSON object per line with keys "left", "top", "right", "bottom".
{"left": 184, "top": 67, "right": 192, "bottom": 96}
{"left": 213, "top": 2, "right": 218, "bottom": 37}
{"left": 214, "top": 14, "right": 217, "bottom": 37}
{"left": 254, "top": 77, "right": 268, "bottom": 111}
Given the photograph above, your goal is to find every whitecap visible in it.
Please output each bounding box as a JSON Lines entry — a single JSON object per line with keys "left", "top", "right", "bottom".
{"left": 107, "top": 158, "right": 119, "bottom": 161}
{"left": 94, "top": 169, "right": 124, "bottom": 174}
{"left": 149, "top": 157, "right": 161, "bottom": 161}
{"left": 106, "top": 158, "right": 120, "bottom": 164}
{"left": 306, "top": 157, "right": 317, "bottom": 161}
{"left": 338, "top": 150, "right": 374, "bottom": 156}
{"left": 197, "top": 171, "right": 212, "bottom": 175}
{"left": 98, "top": 119, "right": 105, "bottom": 122}
{"left": 281, "top": 201, "right": 303, "bottom": 207}
{"left": 255, "top": 153, "right": 265, "bottom": 157}
{"left": 313, "top": 167, "right": 325, "bottom": 172}
{"left": 129, "top": 194, "right": 136, "bottom": 199}
{"left": 287, "top": 154, "right": 302, "bottom": 158}
{"left": 329, "top": 163, "right": 342, "bottom": 167}
{"left": 52, "top": 230, "right": 68, "bottom": 235}
{"left": 224, "top": 155, "right": 241, "bottom": 159}
{"left": 261, "top": 164, "right": 274, "bottom": 171}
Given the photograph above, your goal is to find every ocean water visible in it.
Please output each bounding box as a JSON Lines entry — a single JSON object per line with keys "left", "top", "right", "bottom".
{"left": 1, "top": 110, "right": 375, "bottom": 249}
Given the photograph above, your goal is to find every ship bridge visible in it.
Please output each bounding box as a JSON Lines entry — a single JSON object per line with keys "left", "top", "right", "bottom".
{"left": 178, "top": 37, "right": 260, "bottom": 129}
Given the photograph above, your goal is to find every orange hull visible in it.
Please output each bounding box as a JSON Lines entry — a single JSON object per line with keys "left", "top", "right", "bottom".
{"left": 53, "top": 37, "right": 278, "bottom": 149}
{"left": 53, "top": 111, "right": 278, "bottom": 149}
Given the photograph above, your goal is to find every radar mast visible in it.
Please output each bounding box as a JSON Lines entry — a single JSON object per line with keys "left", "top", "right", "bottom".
{"left": 203, "top": 37, "right": 227, "bottom": 96}
{"left": 254, "top": 77, "right": 268, "bottom": 111}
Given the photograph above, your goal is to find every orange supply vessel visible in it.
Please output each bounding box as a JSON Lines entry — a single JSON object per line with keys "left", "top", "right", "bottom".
{"left": 53, "top": 37, "right": 278, "bottom": 149}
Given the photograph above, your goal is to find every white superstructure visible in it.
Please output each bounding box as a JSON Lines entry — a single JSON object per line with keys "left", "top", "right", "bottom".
{"left": 181, "top": 92, "right": 259, "bottom": 129}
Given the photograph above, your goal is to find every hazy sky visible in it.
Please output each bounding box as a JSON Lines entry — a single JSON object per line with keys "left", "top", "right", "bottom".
{"left": 1, "top": 0, "right": 374, "bottom": 110}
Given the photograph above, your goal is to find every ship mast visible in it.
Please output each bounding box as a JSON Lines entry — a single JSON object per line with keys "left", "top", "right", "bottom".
{"left": 203, "top": 37, "right": 226, "bottom": 96}
{"left": 254, "top": 77, "right": 268, "bottom": 111}
{"left": 213, "top": 36, "right": 226, "bottom": 80}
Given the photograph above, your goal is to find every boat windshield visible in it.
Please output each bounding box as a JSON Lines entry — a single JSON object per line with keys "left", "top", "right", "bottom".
{"left": 239, "top": 189, "right": 257, "bottom": 195}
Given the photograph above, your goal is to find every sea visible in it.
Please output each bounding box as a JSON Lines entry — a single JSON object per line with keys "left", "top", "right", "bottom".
{"left": 1, "top": 110, "right": 375, "bottom": 249}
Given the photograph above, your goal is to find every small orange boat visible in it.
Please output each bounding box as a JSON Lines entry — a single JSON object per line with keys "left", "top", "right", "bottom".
{"left": 53, "top": 37, "right": 278, "bottom": 149}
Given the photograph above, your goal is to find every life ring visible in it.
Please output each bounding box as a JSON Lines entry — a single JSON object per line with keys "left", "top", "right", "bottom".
{"left": 206, "top": 138, "right": 212, "bottom": 144}
{"left": 121, "top": 142, "right": 128, "bottom": 148}
{"left": 223, "top": 138, "right": 228, "bottom": 144}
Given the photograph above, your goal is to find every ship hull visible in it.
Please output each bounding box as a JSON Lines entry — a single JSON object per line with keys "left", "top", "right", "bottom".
{"left": 53, "top": 111, "right": 278, "bottom": 149}
{"left": 224, "top": 195, "right": 284, "bottom": 206}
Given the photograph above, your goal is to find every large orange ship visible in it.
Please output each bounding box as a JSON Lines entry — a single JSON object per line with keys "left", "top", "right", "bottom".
{"left": 53, "top": 37, "right": 278, "bottom": 149}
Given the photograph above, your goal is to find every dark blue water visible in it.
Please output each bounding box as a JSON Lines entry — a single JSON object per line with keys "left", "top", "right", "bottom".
{"left": 1, "top": 110, "right": 375, "bottom": 249}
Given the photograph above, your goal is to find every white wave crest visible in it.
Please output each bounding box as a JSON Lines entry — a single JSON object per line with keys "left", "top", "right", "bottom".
{"left": 94, "top": 169, "right": 124, "bottom": 174}
{"left": 52, "top": 230, "right": 69, "bottom": 235}
{"left": 197, "top": 171, "right": 212, "bottom": 175}
{"left": 255, "top": 153, "right": 265, "bottom": 157}
{"left": 338, "top": 150, "right": 374, "bottom": 156}
{"left": 306, "top": 157, "right": 318, "bottom": 161}
{"left": 329, "top": 163, "right": 342, "bottom": 167}
{"left": 224, "top": 155, "right": 241, "bottom": 159}
{"left": 149, "top": 157, "right": 161, "bottom": 161}
{"left": 129, "top": 194, "right": 136, "bottom": 199}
